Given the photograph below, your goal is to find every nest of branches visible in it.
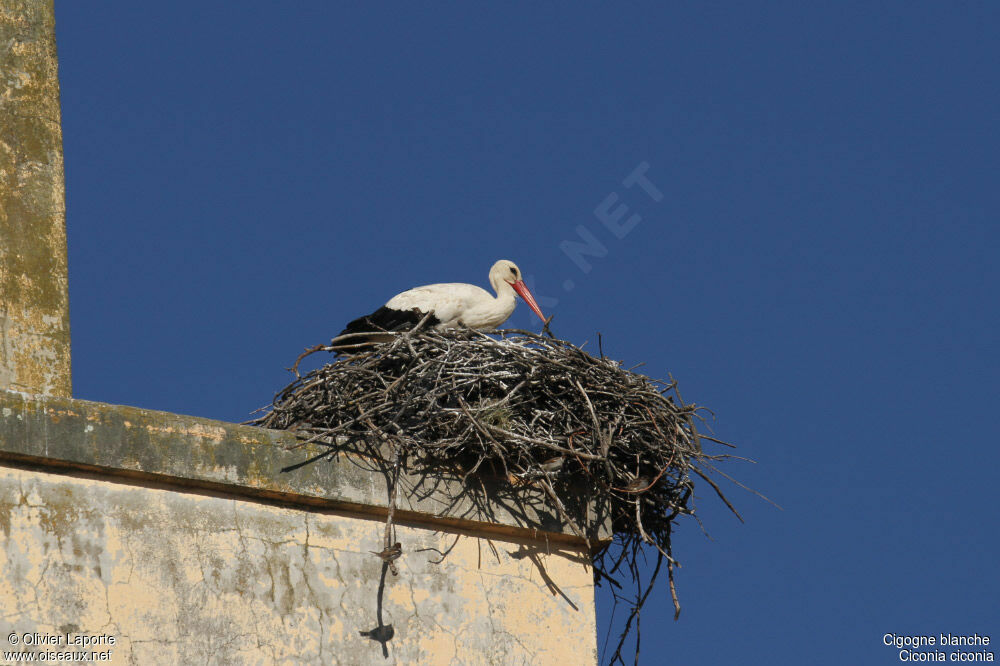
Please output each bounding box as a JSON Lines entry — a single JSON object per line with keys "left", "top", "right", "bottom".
{"left": 253, "top": 325, "right": 741, "bottom": 664}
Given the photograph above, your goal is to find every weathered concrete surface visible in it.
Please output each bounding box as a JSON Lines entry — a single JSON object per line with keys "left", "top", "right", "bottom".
{"left": 0, "top": 465, "right": 598, "bottom": 665}
{"left": 0, "top": 0, "right": 72, "bottom": 397}
{"left": 0, "top": 390, "right": 610, "bottom": 543}
{"left": 0, "top": 391, "right": 605, "bottom": 662}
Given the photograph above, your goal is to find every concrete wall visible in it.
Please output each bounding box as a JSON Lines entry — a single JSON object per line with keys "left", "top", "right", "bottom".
{"left": 0, "top": 390, "right": 602, "bottom": 665}
{"left": 0, "top": 0, "right": 72, "bottom": 397}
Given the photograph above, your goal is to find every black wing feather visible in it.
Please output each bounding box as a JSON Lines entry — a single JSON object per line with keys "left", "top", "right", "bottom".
{"left": 335, "top": 306, "right": 441, "bottom": 350}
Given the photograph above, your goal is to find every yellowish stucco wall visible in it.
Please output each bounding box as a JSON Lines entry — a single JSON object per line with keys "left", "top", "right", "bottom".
{"left": 0, "top": 465, "right": 597, "bottom": 665}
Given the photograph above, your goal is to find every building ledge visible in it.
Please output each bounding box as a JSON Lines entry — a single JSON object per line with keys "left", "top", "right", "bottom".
{"left": 0, "top": 389, "right": 610, "bottom": 546}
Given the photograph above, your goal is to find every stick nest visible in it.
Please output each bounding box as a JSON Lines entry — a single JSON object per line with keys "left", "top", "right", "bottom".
{"left": 253, "top": 326, "right": 740, "bottom": 664}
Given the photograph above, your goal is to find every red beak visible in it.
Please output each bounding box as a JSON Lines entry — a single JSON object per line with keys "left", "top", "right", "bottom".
{"left": 509, "top": 280, "right": 547, "bottom": 323}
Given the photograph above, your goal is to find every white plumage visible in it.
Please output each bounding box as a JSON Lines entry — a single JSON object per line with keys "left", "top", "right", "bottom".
{"left": 338, "top": 259, "right": 546, "bottom": 345}
{"left": 386, "top": 282, "right": 511, "bottom": 329}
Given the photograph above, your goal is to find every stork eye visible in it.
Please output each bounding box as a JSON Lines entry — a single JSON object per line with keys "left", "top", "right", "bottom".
{"left": 509, "top": 267, "right": 518, "bottom": 276}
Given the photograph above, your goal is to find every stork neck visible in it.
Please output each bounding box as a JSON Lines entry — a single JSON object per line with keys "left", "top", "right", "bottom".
{"left": 490, "top": 275, "right": 516, "bottom": 303}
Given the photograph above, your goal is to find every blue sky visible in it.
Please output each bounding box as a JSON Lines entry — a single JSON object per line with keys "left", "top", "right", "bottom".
{"left": 56, "top": 3, "right": 998, "bottom": 663}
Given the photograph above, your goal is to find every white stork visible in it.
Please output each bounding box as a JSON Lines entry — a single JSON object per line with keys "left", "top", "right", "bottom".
{"left": 336, "top": 259, "right": 546, "bottom": 347}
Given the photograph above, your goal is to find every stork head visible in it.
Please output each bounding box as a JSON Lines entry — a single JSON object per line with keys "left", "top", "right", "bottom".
{"left": 490, "top": 259, "right": 547, "bottom": 323}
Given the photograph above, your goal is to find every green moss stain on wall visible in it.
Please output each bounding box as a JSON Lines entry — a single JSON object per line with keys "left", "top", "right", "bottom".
{"left": 0, "top": 0, "right": 72, "bottom": 397}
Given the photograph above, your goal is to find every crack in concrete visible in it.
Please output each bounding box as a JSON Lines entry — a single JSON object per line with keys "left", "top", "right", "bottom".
{"left": 300, "top": 513, "right": 328, "bottom": 664}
